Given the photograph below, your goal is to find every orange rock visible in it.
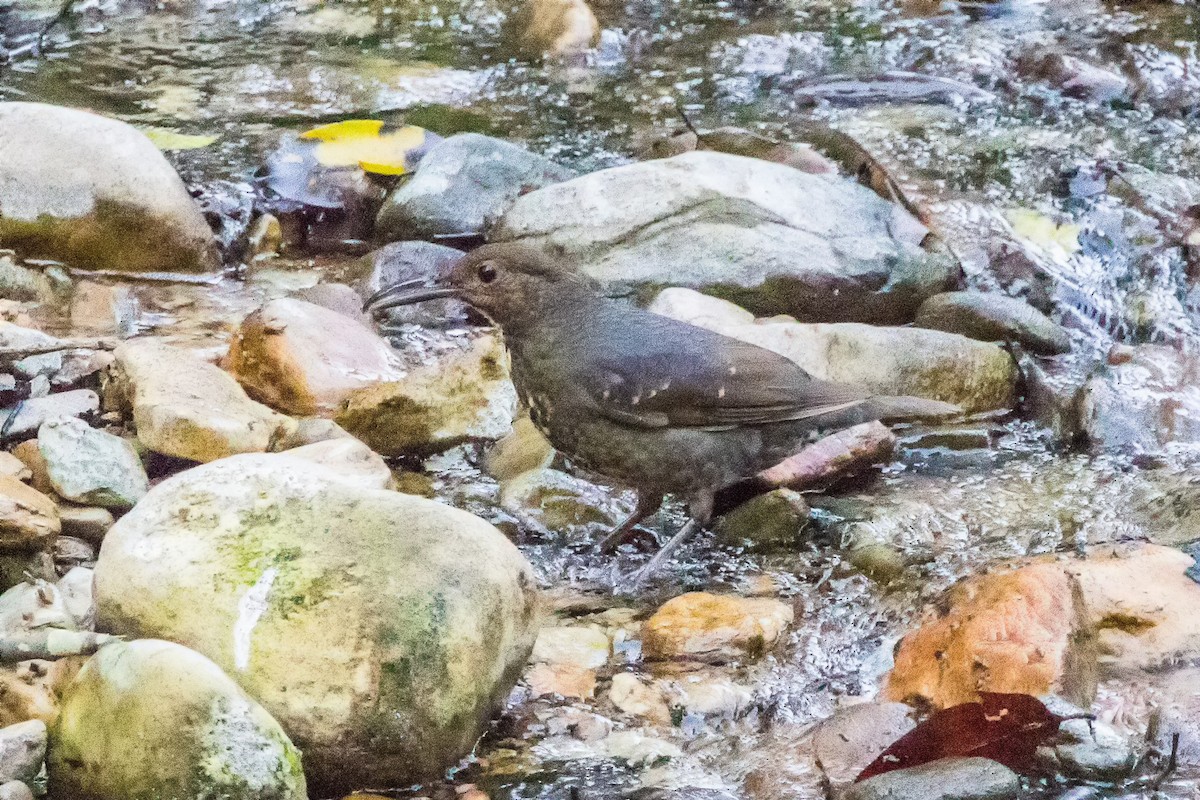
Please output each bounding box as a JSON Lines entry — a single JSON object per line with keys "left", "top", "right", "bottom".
{"left": 885, "top": 561, "right": 1082, "bottom": 709}
{"left": 884, "top": 544, "right": 1200, "bottom": 710}
{"left": 227, "top": 298, "right": 405, "bottom": 416}
{"left": 642, "top": 592, "right": 794, "bottom": 663}
{"left": 525, "top": 662, "right": 596, "bottom": 700}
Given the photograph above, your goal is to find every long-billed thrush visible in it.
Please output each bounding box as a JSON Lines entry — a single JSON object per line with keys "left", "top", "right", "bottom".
{"left": 367, "top": 243, "right": 953, "bottom": 582}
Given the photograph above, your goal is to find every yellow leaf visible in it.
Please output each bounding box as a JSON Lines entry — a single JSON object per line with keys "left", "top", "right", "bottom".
{"left": 141, "top": 127, "right": 219, "bottom": 151}
{"left": 300, "top": 119, "right": 431, "bottom": 175}
{"left": 1005, "top": 208, "right": 1081, "bottom": 256}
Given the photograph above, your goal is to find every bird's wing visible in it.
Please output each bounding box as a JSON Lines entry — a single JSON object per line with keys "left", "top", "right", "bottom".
{"left": 574, "top": 321, "right": 868, "bottom": 430}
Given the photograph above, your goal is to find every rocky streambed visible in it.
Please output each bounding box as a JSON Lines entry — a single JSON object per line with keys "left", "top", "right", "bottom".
{"left": 0, "top": 0, "right": 1198, "bottom": 799}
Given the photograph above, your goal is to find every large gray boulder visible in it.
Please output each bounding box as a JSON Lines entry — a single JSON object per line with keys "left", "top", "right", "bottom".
{"left": 93, "top": 453, "right": 540, "bottom": 795}
{"left": 376, "top": 133, "right": 574, "bottom": 242}
{"left": 492, "top": 151, "right": 957, "bottom": 324}
{"left": 48, "top": 639, "right": 306, "bottom": 800}
{"left": 0, "top": 102, "right": 218, "bottom": 273}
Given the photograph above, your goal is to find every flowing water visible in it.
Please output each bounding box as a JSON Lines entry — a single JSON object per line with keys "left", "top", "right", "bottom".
{"left": 3, "top": 0, "right": 1200, "bottom": 798}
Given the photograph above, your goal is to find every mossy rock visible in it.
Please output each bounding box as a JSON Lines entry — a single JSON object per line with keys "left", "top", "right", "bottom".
{"left": 48, "top": 639, "right": 306, "bottom": 800}
{"left": 93, "top": 453, "right": 540, "bottom": 795}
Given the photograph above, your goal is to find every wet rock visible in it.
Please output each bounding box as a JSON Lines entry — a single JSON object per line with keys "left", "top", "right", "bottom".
{"left": 227, "top": 298, "right": 406, "bottom": 416}
{"left": 354, "top": 241, "right": 466, "bottom": 327}
{"left": 885, "top": 544, "right": 1200, "bottom": 710}
{"left": 0, "top": 389, "right": 71, "bottom": 426}
{"left": 715, "top": 489, "right": 808, "bottom": 551}
{"left": 914, "top": 291, "right": 1071, "bottom": 356}
{"left": 0, "top": 476, "right": 58, "bottom": 550}
{"left": 494, "top": 152, "right": 956, "bottom": 325}
{"left": 0, "top": 322, "right": 63, "bottom": 380}
{"left": 525, "top": 663, "right": 596, "bottom": 700}
{"left": 603, "top": 729, "right": 682, "bottom": 765}
{"left": 0, "top": 579, "right": 76, "bottom": 632}
{"left": 1017, "top": 51, "right": 1129, "bottom": 103}
{"left": 109, "top": 339, "right": 296, "bottom": 462}
{"left": 56, "top": 505, "right": 113, "bottom": 546}
{"left": 813, "top": 702, "right": 916, "bottom": 795}
{"left": 376, "top": 134, "right": 574, "bottom": 243}
{"left": 659, "top": 671, "right": 752, "bottom": 720}
{"left": 270, "top": 417, "right": 355, "bottom": 450}
{"left": 507, "top": 0, "right": 600, "bottom": 58}
{"left": 845, "top": 756, "right": 1020, "bottom": 800}
{"left": 0, "top": 455, "right": 28, "bottom": 484}
{"left": 282, "top": 438, "right": 393, "bottom": 491}
{"left": 531, "top": 624, "right": 610, "bottom": 669}
{"left": 93, "top": 453, "right": 540, "bottom": 794}
{"left": 0, "top": 659, "right": 75, "bottom": 727}
{"left": 500, "top": 468, "right": 619, "bottom": 534}
{"left": 0, "top": 720, "right": 45, "bottom": 785}
{"left": 642, "top": 593, "right": 794, "bottom": 663}
{"left": 1076, "top": 345, "right": 1200, "bottom": 453}
{"left": 885, "top": 560, "right": 1087, "bottom": 709}
{"left": 290, "top": 283, "right": 369, "bottom": 324}
{"left": 1049, "top": 717, "right": 1135, "bottom": 782}
{"left": 37, "top": 418, "right": 147, "bottom": 509}
{"left": 0, "top": 781, "right": 31, "bottom": 800}
{"left": 336, "top": 333, "right": 517, "bottom": 456}
{"left": 47, "top": 639, "right": 305, "bottom": 800}
{"left": 484, "top": 413, "right": 555, "bottom": 482}
{"left": 52, "top": 536, "right": 93, "bottom": 568}
{"left": 57, "top": 567, "right": 95, "bottom": 629}
{"left": 69, "top": 282, "right": 136, "bottom": 336}
{"left": 651, "top": 289, "right": 1015, "bottom": 413}
{"left": 609, "top": 672, "right": 672, "bottom": 726}
{"left": 0, "top": 102, "right": 218, "bottom": 273}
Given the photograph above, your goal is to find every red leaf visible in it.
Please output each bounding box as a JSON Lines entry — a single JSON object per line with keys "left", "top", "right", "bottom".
{"left": 855, "top": 693, "right": 1066, "bottom": 782}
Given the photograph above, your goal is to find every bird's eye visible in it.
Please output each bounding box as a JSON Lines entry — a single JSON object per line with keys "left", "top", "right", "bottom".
{"left": 478, "top": 262, "right": 498, "bottom": 284}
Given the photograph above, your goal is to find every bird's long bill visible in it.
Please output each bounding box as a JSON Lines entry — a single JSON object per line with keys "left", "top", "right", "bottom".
{"left": 363, "top": 278, "right": 457, "bottom": 313}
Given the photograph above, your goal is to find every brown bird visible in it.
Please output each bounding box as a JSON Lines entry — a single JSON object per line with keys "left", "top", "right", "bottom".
{"left": 367, "top": 243, "right": 952, "bottom": 583}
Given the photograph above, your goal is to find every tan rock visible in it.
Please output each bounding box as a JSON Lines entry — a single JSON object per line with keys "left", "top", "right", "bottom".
{"left": 56, "top": 505, "right": 114, "bottom": 546}
{"left": 509, "top": 0, "right": 599, "bottom": 58}
{"left": 227, "top": 298, "right": 406, "bottom": 416}
{"left": 283, "top": 438, "right": 393, "bottom": 491}
{"left": 812, "top": 702, "right": 916, "bottom": 795}
{"left": 110, "top": 339, "right": 295, "bottom": 463}
{"left": 336, "top": 333, "right": 516, "bottom": 456}
{"left": 69, "top": 281, "right": 134, "bottom": 336}
{"left": 0, "top": 102, "right": 218, "bottom": 273}
{"left": 608, "top": 672, "right": 672, "bottom": 726}
{"left": 0, "top": 658, "right": 80, "bottom": 727}
{"left": 531, "top": 625, "right": 610, "bottom": 669}
{"left": 642, "top": 593, "right": 794, "bottom": 663}
{"left": 0, "top": 454, "right": 29, "bottom": 483}
{"left": 10, "top": 442, "right": 51, "bottom": 496}
{"left": 526, "top": 663, "right": 596, "bottom": 700}
{"left": 0, "top": 476, "right": 58, "bottom": 550}
{"left": 484, "top": 413, "right": 555, "bottom": 482}
{"left": 884, "top": 544, "right": 1200, "bottom": 710}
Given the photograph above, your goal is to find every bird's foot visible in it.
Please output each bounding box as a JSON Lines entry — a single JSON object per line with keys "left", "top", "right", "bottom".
{"left": 614, "top": 516, "right": 703, "bottom": 591}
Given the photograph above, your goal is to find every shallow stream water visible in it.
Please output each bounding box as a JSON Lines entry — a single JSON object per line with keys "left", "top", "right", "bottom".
{"left": 3, "top": 0, "right": 1200, "bottom": 798}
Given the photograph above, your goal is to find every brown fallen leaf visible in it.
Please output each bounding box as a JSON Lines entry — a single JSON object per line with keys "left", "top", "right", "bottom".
{"left": 855, "top": 693, "right": 1071, "bottom": 782}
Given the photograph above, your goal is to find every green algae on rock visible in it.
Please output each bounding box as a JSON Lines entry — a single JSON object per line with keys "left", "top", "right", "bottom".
{"left": 47, "top": 639, "right": 306, "bottom": 800}
{"left": 0, "top": 102, "right": 219, "bottom": 273}
{"left": 92, "top": 453, "right": 541, "bottom": 795}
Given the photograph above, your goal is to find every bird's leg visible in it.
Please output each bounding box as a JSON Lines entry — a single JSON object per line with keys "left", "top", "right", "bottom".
{"left": 624, "top": 493, "right": 715, "bottom": 587}
{"left": 598, "top": 493, "right": 663, "bottom": 554}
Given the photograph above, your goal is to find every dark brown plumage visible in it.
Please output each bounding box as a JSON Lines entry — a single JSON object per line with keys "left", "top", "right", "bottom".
{"left": 366, "top": 242, "right": 949, "bottom": 582}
